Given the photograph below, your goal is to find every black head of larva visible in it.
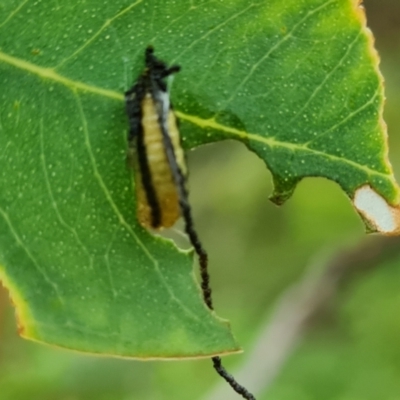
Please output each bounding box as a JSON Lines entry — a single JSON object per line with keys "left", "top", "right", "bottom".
{"left": 125, "top": 47, "right": 181, "bottom": 141}
{"left": 125, "top": 46, "right": 180, "bottom": 100}
{"left": 144, "top": 46, "right": 181, "bottom": 91}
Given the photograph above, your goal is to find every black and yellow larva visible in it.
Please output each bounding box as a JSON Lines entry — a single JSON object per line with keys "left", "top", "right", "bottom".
{"left": 125, "top": 46, "right": 185, "bottom": 229}
{"left": 125, "top": 47, "right": 255, "bottom": 400}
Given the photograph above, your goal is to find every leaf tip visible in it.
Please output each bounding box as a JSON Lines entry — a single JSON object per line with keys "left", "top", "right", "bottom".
{"left": 353, "top": 185, "right": 400, "bottom": 235}
{"left": 269, "top": 176, "right": 299, "bottom": 206}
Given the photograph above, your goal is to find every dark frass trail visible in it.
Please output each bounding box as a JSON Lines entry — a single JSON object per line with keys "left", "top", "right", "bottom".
{"left": 125, "top": 46, "right": 255, "bottom": 400}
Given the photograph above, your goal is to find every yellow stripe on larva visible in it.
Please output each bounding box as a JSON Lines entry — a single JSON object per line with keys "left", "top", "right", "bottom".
{"left": 135, "top": 94, "right": 186, "bottom": 229}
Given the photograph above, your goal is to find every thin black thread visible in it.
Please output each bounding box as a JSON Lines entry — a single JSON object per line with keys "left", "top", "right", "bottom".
{"left": 179, "top": 194, "right": 213, "bottom": 309}
{"left": 157, "top": 93, "right": 255, "bottom": 400}
{"left": 213, "top": 357, "right": 256, "bottom": 400}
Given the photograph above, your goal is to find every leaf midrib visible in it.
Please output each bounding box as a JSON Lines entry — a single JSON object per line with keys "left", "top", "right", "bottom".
{"left": 0, "top": 50, "right": 394, "bottom": 184}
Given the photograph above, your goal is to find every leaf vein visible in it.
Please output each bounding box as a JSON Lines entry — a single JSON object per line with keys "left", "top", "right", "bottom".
{"left": 54, "top": 0, "right": 143, "bottom": 69}
{"left": 176, "top": 111, "right": 395, "bottom": 184}
{"left": 220, "top": 0, "right": 337, "bottom": 110}
{"left": 0, "top": 207, "right": 64, "bottom": 302}
{"left": 248, "top": 41, "right": 319, "bottom": 101}
{"left": 170, "top": 2, "right": 258, "bottom": 64}
{"left": 286, "top": 31, "right": 362, "bottom": 127}
{"left": 0, "top": 50, "right": 122, "bottom": 99}
{"left": 39, "top": 118, "right": 94, "bottom": 271}
{"left": 104, "top": 228, "right": 119, "bottom": 299}
{"left": 0, "top": 0, "right": 30, "bottom": 28}
{"left": 304, "top": 88, "right": 380, "bottom": 147}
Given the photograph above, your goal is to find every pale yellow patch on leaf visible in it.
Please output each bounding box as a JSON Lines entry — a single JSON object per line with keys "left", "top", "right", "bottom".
{"left": 353, "top": 186, "right": 400, "bottom": 235}
{"left": 0, "top": 265, "right": 36, "bottom": 338}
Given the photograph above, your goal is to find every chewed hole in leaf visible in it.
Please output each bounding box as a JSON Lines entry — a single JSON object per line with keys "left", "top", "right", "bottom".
{"left": 353, "top": 185, "right": 400, "bottom": 235}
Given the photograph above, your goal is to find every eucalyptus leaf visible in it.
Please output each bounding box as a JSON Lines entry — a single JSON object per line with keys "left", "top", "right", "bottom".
{"left": 0, "top": 0, "right": 398, "bottom": 358}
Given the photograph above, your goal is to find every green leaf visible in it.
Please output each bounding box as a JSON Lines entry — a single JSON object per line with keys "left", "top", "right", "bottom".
{"left": 0, "top": 0, "right": 399, "bottom": 358}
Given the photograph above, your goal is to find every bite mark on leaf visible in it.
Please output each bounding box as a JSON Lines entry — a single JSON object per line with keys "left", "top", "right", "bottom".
{"left": 353, "top": 185, "right": 400, "bottom": 235}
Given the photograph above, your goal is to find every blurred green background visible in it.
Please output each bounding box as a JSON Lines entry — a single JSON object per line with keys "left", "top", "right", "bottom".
{"left": 1, "top": 0, "right": 400, "bottom": 399}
